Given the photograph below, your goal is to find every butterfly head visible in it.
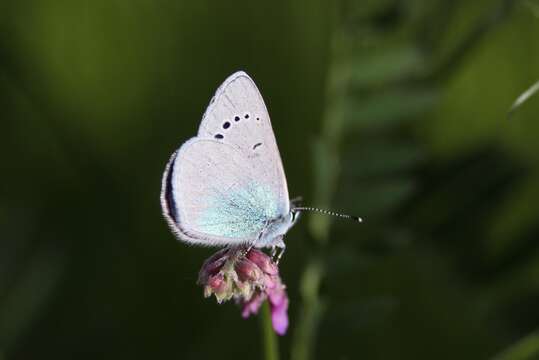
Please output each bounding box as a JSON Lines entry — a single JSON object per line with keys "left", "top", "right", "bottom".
{"left": 255, "top": 211, "right": 298, "bottom": 249}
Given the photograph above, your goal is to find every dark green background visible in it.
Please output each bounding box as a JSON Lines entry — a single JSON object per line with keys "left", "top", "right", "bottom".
{"left": 1, "top": 0, "right": 539, "bottom": 359}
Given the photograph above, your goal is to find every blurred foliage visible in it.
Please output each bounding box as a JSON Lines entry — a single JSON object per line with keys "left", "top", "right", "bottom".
{"left": 1, "top": 0, "right": 539, "bottom": 359}
{"left": 509, "top": 79, "right": 539, "bottom": 117}
{"left": 493, "top": 331, "right": 539, "bottom": 360}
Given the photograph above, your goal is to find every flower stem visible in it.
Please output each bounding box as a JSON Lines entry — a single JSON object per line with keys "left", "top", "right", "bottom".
{"left": 291, "top": 8, "right": 347, "bottom": 359}
{"left": 260, "top": 301, "right": 279, "bottom": 360}
{"left": 290, "top": 258, "right": 325, "bottom": 360}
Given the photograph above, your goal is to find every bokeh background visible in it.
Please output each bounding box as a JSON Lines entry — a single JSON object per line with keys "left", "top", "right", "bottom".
{"left": 2, "top": 0, "right": 539, "bottom": 359}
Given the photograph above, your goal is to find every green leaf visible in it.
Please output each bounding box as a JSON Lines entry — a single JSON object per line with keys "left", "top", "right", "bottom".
{"left": 486, "top": 172, "right": 539, "bottom": 261}
{"left": 342, "top": 141, "right": 424, "bottom": 178}
{"left": 0, "top": 250, "right": 65, "bottom": 350}
{"left": 492, "top": 331, "right": 539, "bottom": 360}
{"left": 344, "top": 0, "right": 397, "bottom": 19}
{"left": 508, "top": 79, "right": 539, "bottom": 118}
{"left": 350, "top": 46, "right": 425, "bottom": 88}
{"left": 346, "top": 88, "right": 438, "bottom": 130}
{"left": 338, "top": 178, "right": 416, "bottom": 217}
{"left": 324, "top": 297, "right": 397, "bottom": 330}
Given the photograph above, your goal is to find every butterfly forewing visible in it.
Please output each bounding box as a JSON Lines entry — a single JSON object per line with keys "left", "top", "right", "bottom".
{"left": 161, "top": 71, "right": 290, "bottom": 246}
{"left": 198, "top": 72, "right": 289, "bottom": 212}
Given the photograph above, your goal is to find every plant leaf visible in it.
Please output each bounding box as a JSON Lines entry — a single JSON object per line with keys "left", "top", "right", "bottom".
{"left": 492, "top": 331, "right": 539, "bottom": 360}
{"left": 508, "top": 79, "right": 539, "bottom": 118}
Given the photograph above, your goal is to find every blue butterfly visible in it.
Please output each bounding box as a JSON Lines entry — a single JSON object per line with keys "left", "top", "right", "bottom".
{"left": 161, "top": 71, "right": 361, "bottom": 256}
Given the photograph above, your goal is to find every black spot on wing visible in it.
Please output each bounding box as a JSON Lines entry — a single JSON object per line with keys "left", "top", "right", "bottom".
{"left": 253, "top": 142, "right": 262, "bottom": 150}
{"left": 215, "top": 134, "right": 224, "bottom": 139}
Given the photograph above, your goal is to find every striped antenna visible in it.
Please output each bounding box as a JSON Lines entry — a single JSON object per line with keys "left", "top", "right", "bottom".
{"left": 292, "top": 207, "right": 363, "bottom": 223}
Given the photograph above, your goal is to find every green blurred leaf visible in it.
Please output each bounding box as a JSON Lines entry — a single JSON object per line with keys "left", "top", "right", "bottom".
{"left": 342, "top": 141, "right": 424, "bottom": 178}
{"left": 339, "top": 178, "right": 416, "bottom": 216}
{"left": 486, "top": 171, "right": 539, "bottom": 260}
{"left": 346, "top": 87, "right": 438, "bottom": 130}
{"left": 344, "top": 0, "right": 397, "bottom": 19}
{"left": 523, "top": 0, "right": 539, "bottom": 18}
{"left": 350, "top": 46, "right": 425, "bottom": 88}
{"left": 0, "top": 250, "right": 65, "bottom": 351}
{"left": 480, "top": 249, "right": 539, "bottom": 309}
{"left": 492, "top": 331, "right": 539, "bottom": 360}
{"left": 508, "top": 79, "right": 539, "bottom": 117}
{"left": 430, "top": 0, "right": 501, "bottom": 70}
{"left": 326, "top": 246, "right": 366, "bottom": 276}
{"left": 421, "top": 8, "right": 539, "bottom": 159}
{"left": 324, "top": 297, "right": 397, "bottom": 330}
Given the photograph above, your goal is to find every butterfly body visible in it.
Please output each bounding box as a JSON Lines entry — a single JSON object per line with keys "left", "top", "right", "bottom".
{"left": 161, "top": 71, "right": 298, "bottom": 249}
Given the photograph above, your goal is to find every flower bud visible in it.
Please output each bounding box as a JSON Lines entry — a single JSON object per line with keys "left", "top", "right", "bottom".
{"left": 271, "top": 303, "right": 289, "bottom": 336}
{"left": 197, "top": 246, "right": 289, "bottom": 335}
{"left": 241, "top": 292, "right": 265, "bottom": 319}
{"left": 204, "top": 273, "right": 233, "bottom": 303}
{"left": 198, "top": 248, "right": 229, "bottom": 284}
{"left": 236, "top": 258, "right": 263, "bottom": 282}
{"left": 234, "top": 276, "right": 255, "bottom": 300}
{"left": 246, "top": 248, "right": 279, "bottom": 275}
{"left": 267, "top": 280, "right": 289, "bottom": 335}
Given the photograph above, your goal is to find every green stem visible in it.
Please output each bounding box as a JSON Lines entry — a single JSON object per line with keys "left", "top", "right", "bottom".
{"left": 260, "top": 301, "right": 279, "bottom": 360}
{"left": 290, "top": 258, "right": 325, "bottom": 360}
{"left": 291, "top": 10, "right": 348, "bottom": 360}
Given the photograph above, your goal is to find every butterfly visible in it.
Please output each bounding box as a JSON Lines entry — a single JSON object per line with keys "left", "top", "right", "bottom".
{"left": 161, "top": 71, "right": 361, "bottom": 256}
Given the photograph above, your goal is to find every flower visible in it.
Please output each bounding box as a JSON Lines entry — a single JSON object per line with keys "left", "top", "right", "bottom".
{"left": 198, "top": 247, "right": 289, "bottom": 335}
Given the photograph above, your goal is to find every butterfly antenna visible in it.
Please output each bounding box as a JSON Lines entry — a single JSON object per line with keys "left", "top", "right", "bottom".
{"left": 292, "top": 207, "right": 363, "bottom": 223}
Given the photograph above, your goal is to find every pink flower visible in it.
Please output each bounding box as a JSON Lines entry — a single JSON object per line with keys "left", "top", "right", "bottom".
{"left": 268, "top": 285, "right": 289, "bottom": 335}
{"left": 197, "top": 247, "right": 289, "bottom": 335}
{"left": 246, "top": 249, "right": 279, "bottom": 275}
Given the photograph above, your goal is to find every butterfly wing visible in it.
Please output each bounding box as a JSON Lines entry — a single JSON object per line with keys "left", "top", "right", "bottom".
{"left": 199, "top": 71, "right": 290, "bottom": 211}
{"left": 161, "top": 71, "right": 290, "bottom": 246}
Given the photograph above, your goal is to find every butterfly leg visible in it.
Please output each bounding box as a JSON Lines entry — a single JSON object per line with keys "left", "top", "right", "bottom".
{"left": 275, "top": 246, "right": 286, "bottom": 265}
{"left": 270, "top": 246, "right": 278, "bottom": 259}
{"left": 240, "top": 244, "right": 254, "bottom": 258}
{"left": 273, "top": 237, "right": 286, "bottom": 264}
